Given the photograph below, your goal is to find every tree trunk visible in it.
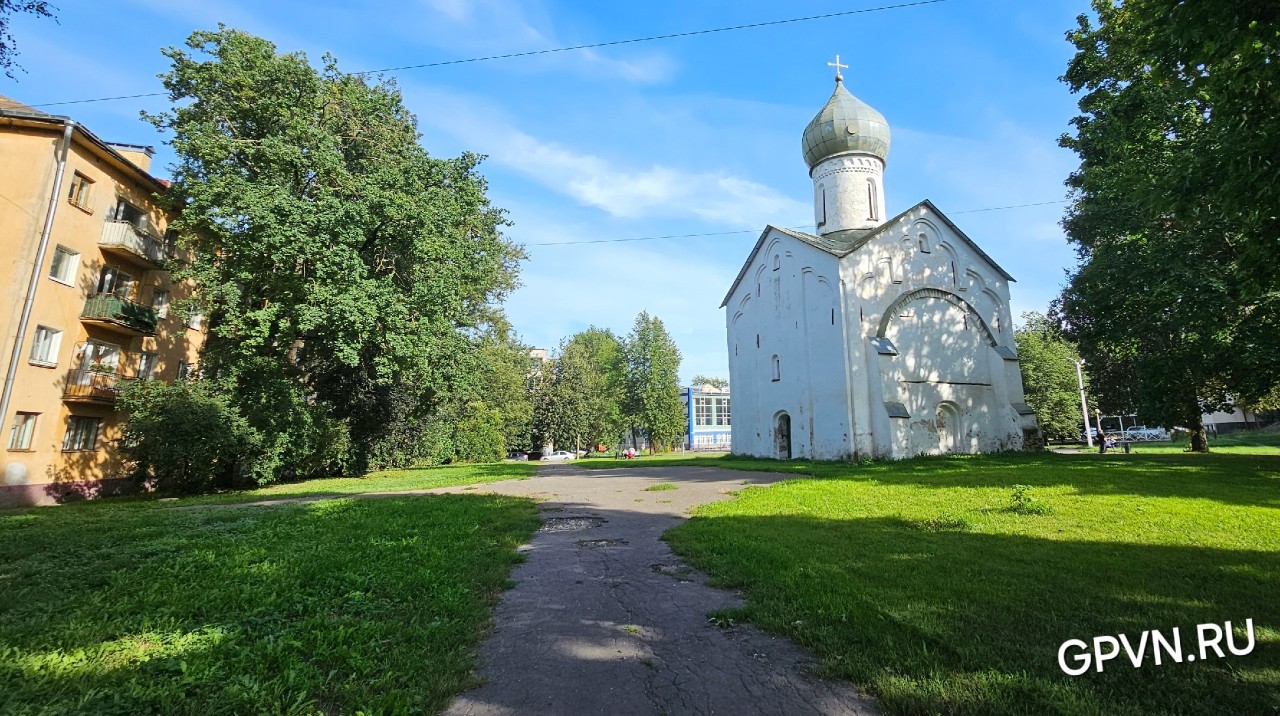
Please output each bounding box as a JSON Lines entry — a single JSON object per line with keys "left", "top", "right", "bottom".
{"left": 1187, "top": 404, "right": 1209, "bottom": 453}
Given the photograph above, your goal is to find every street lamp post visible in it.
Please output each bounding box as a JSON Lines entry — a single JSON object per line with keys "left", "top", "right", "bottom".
{"left": 1067, "top": 357, "right": 1093, "bottom": 448}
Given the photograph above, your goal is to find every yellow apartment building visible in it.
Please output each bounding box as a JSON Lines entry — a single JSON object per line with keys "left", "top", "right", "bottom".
{"left": 1, "top": 95, "right": 205, "bottom": 506}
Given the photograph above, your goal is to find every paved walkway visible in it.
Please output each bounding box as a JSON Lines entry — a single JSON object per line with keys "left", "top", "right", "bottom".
{"left": 438, "top": 463, "right": 878, "bottom": 716}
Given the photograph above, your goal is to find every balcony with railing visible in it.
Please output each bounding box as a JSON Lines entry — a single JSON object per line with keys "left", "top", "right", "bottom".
{"left": 80, "top": 294, "right": 157, "bottom": 336}
{"left": 99, "top": 220, "right": 173, "bottom": 268}
{"left": 62, "top": 369, "right": 134, "bottom": 404}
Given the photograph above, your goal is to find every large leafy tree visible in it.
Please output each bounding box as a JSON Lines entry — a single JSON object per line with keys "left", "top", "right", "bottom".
{"left": 565, "top": 327, "right": 626, "bottom": 447}
{"left": 531, "top": 340, "right": 596, "bottom": 453}
{"left": 146, "top": 28, "right": 523, "bottom": 479}
{"left": 1058, "top": 1, "right": 1280, "bottom": 452}
{"left": 623, "top": 312, "right": 686, "bottom": 451}
{"left": 1014, "top": 312, "right": 1088, "bottom": 443}
{"left": 531, "top": 328, "right": 630, "bottom": 453}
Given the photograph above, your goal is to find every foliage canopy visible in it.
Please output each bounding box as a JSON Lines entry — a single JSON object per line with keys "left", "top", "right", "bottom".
{"left": 140, "top": 28, "right": 524, "bottom": 482}
{"left": 1057, "top": 1, "right": 1280, "bottom": 450}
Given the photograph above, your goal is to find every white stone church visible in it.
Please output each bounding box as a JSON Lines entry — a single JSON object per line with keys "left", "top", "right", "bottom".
{"left": 723, "top": 64, "right": 1039, "bottom": 460}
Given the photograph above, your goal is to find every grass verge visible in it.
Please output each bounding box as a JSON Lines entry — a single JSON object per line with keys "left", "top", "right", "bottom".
{"left": 661, "top": 450, "right": 1280, "bottom": 716}
{"left": 0, "top": 493, "right": 540, "bottom": 714}
{"left": 155, "top": 461, "right": 538, "bottom": 506}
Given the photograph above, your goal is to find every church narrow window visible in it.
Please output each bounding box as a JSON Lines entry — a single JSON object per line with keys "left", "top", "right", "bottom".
{"left": 772, "top": 255, "right": 780, "bottom": 271}
{"left": 919, "top": 232, "right": 931, "bottom": 253}
{"left": 756, "top": 334, "right": 760, "bottom": 348}
{"left": 950, "top": 261, "right": 957, "bottom": 286}
{"left": 867, "top": 179, "right": 878, "bottom": 221}
{"left": 817, "top": 185, "right": 827, "bottom": 227}
{"left": 831, "top": 308, "right": 835, "bottom": 325}
{"left": 771, "top": 355, "right": 780, "bottom": 382}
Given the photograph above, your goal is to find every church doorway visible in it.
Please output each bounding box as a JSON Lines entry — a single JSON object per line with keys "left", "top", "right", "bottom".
{"left": 774, "top": 412, "right": 792, "bottom": 459}
{"left": 936, "top": 403, "right": 960, "bottom": 454}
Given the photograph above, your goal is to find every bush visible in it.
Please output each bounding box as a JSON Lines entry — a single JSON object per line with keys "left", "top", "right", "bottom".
{"left": 454, "top": 403, "right": 506, "bottom": 463}
{"left": 118, "top": 380, "right": 258, "bottom": 494}
{"left": 1009, "top": 484, "right": 1053, "bottom": 515}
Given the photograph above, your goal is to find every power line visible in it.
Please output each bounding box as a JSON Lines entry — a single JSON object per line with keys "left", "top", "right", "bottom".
{"left": 29, "top": 0, "right": 948, "bottom": 108}
{"left": 526, "top": 199, "right": 1067, "bottom": 246}
{"left": 950, "top": 199, "right": 1065, "bottom": 214}
{"left": 350, "top": 0, "right": 948, "bottom": 76}
{"left": 530, "top": 229, "right": 760, "bottom": 246}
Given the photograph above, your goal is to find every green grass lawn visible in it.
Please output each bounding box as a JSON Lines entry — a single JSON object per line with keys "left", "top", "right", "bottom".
{"left": 0, "top": 492, "right": 540, "bottom": 714}
{"left": 151, "top": 461, "right": 538, "bottom": 506}
{"left": 649, "top": 450, "right": 1280, "bottom": 716}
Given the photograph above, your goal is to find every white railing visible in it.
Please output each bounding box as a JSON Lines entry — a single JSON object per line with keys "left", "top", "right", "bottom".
{"left": 99, "top": 220, "right": 171, "bottom": 264}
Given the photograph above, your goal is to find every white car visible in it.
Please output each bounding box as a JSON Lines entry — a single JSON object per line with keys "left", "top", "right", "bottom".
{"left": 1124, "top": 426, "right": 1169, "bottom": 442}
{"left": 540, "top": 450, "right": 576, "bottom": 462}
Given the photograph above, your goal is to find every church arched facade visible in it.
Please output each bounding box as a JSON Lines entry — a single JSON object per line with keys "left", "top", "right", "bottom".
{"left": 722, "top": 70, "right": 1038, "bottom": 460}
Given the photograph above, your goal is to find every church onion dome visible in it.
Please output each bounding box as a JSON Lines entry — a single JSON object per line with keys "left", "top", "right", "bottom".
{"left": 801, "top": 79, "right": 890, "bottom": 169}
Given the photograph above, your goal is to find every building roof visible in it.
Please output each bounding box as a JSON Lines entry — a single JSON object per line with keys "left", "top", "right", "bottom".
{"left": 719, "top": 199, "right": 1015, "bottom": 308}
{"left": 801, "top": 79, "right": 891, "bottom": 169}
{"left": 0, "top": 94, "right": 49, "bottom": 115}
{"left": 0, "top": 93, "right": 168, "bottom": 192}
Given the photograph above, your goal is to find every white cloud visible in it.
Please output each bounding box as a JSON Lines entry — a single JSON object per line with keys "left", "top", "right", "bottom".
{"left": 417, "top": 98, "right": 809, "bottom": 228}
{"left": 422, "top": 0, "right": 474, "bottom": 22}
{"left": 503, "top": 209, "right": 743, "bottom": 382}
{"left": 575, "top": 48, "right": 677, "bottom": 84}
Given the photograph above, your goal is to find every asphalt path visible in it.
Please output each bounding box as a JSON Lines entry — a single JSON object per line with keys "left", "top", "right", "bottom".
{"left": 439, "top": 463, "right": 878, "bottom": 716}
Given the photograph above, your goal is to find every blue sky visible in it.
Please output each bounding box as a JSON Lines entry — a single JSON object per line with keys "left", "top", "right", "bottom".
{"left": 5, "top": 0, "right": 1088, "bottom": 384}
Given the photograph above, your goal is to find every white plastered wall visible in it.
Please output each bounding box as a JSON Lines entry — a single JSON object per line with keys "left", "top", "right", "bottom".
{"left": 838, "top": 203, "right": 1034, "bottom": 458}
{"left": 726, "top": 231, "right": 853, "bottom": 460}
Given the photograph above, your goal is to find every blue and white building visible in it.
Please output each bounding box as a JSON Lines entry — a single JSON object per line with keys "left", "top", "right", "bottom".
{"left": 682, "top": 385, "right": 732, "bottom": 451}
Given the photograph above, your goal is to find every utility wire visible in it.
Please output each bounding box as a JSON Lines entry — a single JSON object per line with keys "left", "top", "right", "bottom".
{"left": 950, "top": 199, "right": 1065, "bottom": 214}
{"left": 29, "top": 0, "right": 948, "bottom": 108}
{"left": 527, "top": 199, "right": 1067, "bottom": 246}
{"left": 349, "top": 0, "right": 948, "bottom": 76}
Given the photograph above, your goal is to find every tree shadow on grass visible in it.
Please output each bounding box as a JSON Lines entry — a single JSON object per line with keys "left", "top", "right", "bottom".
{"left": 666, "top": 512, "right": 1280, "bottom": 716}
{"left": 123, "top": 461, "right": 543, "bottom": 507}
{"left": 691, "top": 452, "right": 1280, "bottom": 509}
{"left": 869, "top": 452, "right": 1280, "bottom": 509}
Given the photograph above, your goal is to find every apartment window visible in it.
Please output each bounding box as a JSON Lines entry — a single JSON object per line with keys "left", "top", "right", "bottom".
{"left": 96, "top": 266, "right": 135, "bottom": 299}
{"left": 112, "top": 199, "right": 148, "bottom": 232}
{"left": 695, "top": 398, "right": 713, "bottom": 426}
{"left": 62, "top": 416, "right": 100, "bottom": 451}
{"left": 152, "top": 289, "right": 170, "bottom": 318}
{"left": 68, "top": 172, "right": 94, "bottom": 210}
{"left": 77, "top": 340, "right": 121, "bottom": 375}
{"left": 187, "top": 311, "right": 205, "bottom": 331}
{"left": 29, "top": 326, "right": 62, "bottom": 367}
{"left": 176, "top": 361, "right": 191, "bottom": 380}
{"left": 49, "top": 246, "right": 79, "bottom": 285}
{"left": 7, "top": 412, "right": 38, "bottom": 450}
{"left": 137, "top": 352, "right": 158, "bottom": 380}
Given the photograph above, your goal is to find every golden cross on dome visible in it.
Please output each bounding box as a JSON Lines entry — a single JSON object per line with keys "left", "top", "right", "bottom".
{"left": 827, "top": 54, "right": 848, "bottom": 82}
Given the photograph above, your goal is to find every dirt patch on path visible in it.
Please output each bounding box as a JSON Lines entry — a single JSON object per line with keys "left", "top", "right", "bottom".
{"left": 441, "top": 463, "right": 877, "bottom": 716}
